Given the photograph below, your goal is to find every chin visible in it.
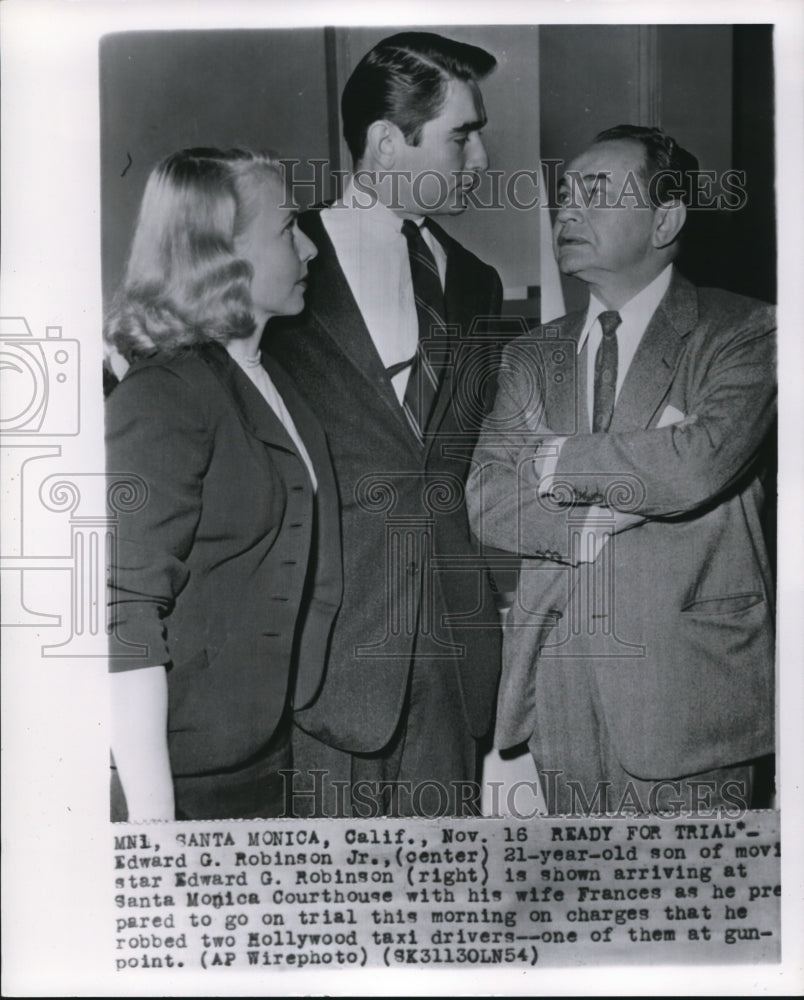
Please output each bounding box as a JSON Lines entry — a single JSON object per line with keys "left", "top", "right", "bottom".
{"left": 430, "top": 201, "right": 467, "bottom": 217}
{"left": 557, "top": 247, "right": 591, "bottom": 271}
{"left": 281, "top": 302, "right": 305, "bottom": 318}
{"left": 262, "top": 299, "right": 305, "bottom": 322}
{"left": 285, "top": 289, "right": 309, "bottom": 316}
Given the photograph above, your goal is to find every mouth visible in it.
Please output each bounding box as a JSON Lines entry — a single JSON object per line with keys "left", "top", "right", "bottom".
{"left": 455, "top": 173, "right": 479, "bottom": 192}
{"left": 557, "top": 234, "right": 588, "bottom": 247}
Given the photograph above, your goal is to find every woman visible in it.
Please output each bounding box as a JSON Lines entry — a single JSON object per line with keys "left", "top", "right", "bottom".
{"left": 105, "top": 148, "right": 341, "bottom": 821}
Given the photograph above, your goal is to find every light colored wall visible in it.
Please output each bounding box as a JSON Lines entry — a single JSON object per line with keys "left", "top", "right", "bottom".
{"left": 100, "top": 29, "right": 332, "bottom": 302}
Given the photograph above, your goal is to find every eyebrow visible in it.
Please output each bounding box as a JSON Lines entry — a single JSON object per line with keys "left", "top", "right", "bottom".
{"left": 559, "top": 171, "right": 610, "bottom": 188}
{"left": 449, "top": 118, "right": 487, "bottom": 136}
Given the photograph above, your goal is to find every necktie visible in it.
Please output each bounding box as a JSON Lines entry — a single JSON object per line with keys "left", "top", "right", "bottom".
{"left": 400, "top": 218, "right": 446, "bottom": 444}
{"left": 592, "top": 310, "right": 621, "bottom": 432}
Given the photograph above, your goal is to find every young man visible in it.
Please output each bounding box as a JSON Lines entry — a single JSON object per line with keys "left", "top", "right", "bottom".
{"left": 269, "top": 32, "right": 504, "bottom": 817}
{"left": 468, "top": 125, "right": 776, "bottom": 815}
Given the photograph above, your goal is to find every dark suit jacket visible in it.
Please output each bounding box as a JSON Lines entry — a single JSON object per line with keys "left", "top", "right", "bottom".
{"left": 467, "top": 270, "right": 776, "bottom": 778}
{"left": 106, "top": 342, "right": 342, "bottom": 776}
{"left": 267, "top": 209, "right": 504, "bottom": 753}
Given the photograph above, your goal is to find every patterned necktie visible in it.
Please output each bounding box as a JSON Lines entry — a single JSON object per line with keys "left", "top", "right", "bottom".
{"left": 400, "top": 218, "right": 446, "bottom": 445}
{"left": 592, "top": 310, "right": 622, "bottom": 432}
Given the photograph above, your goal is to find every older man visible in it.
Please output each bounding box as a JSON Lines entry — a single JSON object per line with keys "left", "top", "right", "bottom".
{"left": 468, "top": 125, "right": 775, "bottom": 815}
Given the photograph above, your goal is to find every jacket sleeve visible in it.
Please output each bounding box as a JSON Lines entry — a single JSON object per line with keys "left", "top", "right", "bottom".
{"left": 106, "top": 364, "right": 213, "bottom": 672}
{"left": 467, "top": 338, "right": 579, "bottom": 559}
{"left": 555, "top": 314, "right": 777, "bottom": 517}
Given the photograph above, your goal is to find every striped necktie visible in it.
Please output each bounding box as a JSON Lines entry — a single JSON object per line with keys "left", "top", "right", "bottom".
{"left": 592, "top": 310, "right": 621, "bottom": 432}
{"left": 400, "top": 218, "right": 446, "bottom": 445}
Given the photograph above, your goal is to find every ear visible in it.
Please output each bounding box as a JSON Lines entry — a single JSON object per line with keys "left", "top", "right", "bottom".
{"left": 652, "top": 199, "right": 687, "bottom": 249}
{"left": 364, "top": 120, "right": 403, "bottom": 170}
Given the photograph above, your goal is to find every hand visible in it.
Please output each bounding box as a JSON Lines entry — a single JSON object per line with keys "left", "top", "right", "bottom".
{"left": 111, "top": 665, "right": 175, "bottom": 822}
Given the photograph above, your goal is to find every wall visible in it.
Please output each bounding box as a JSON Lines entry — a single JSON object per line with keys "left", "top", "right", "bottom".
{"left": 329, "top": 25, "right": 541, "bottom": 299}
{"left": 100, "top": 29, "right": 332, "bottom": 302}
{"left": 730, "top": 24, "right": 776, "bottom": 304}
{"left": 100, "top": 25, "right": 774, "bottom": 311}
{"left": 539, "top": 24, "right": 775, "bottom": 308}
{"left": 100, "top": 25, "right": 541, "bottom": 307}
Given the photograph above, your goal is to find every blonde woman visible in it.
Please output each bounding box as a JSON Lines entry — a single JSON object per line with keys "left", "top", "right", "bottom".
{"left": 106, "top": 148, "right": 341, "bottom": 820}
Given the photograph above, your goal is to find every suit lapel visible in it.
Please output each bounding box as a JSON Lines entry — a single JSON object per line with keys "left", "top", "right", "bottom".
{"left": 421, "top": 221, "right": 478, "bottom": 452}
{"left": 609, "top": 270, "right": 698, "bottom": 431}
{"left": 534, "top": 311, "right": 588, "bottom": 435}
{"left": 299, "top": 211, "right": 416, "bottom": 447}
{"left": 204, "top": 342, "right": 340, "bottom": 558}
{"left": 200, "top": 342, "right": 299, "bottom": 452}
{"left": 262, "top": 353, "right": 336, "bottom": 494}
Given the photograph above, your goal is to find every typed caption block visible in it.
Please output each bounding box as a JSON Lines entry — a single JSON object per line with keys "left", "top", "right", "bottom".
{"left": 113, "top": 813, "right": 780, "bottom": 973}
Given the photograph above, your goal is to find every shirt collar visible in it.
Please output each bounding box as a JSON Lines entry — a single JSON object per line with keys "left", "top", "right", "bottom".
{"left": 336, "top": 178, "right": 410, "bottom": 235}
{"left": 577, "top": 264, "right": 674, "bottom": 353}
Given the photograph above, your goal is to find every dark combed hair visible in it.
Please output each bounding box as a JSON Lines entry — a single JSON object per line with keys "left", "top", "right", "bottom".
{"left": 594, "top": 124, "right": 699, "bottom": 207}
{"left": 341, "top": 31, "right": 496, "bottom": 164}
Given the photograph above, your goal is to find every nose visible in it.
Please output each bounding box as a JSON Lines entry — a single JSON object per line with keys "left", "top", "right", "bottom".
{"left": 555, "top": 190, "right": 581, "bottom": 224}
{"left": 555, "top": 202, "right": 582, "bottom": 229}
{"left": 465, "top": 132, "right": 488, "bottom": 173}
{"left": 295, "top": 225, "right": 317, "bottom": 264}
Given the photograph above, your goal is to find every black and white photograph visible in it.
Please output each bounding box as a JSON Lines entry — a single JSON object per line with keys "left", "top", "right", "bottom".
{"left": 1, "top": 1, "right": 802, "bottom": 995}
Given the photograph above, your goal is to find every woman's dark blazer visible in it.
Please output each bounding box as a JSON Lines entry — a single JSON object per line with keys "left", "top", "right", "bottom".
{"left": 106, "top": 341, "right": 341, "bottom": 776}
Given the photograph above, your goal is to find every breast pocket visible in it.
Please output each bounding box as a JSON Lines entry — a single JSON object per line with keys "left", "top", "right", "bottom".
{"left": 681, "top": 593, "right": 764, "bottom": 615}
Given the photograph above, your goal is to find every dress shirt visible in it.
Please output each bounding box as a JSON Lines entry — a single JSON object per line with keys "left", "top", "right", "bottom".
{"left": 321, "top": 180, "right": 447, "bottom": 402}
{"left": 538, "top": 263, "right": 675, "bottom": 482}
{"left": 227, "top": 345, "right": 317, "bottom": 491}
{"left": 536, "top": 264, "right": 674, "bottom": 562}
{"left": 578, "top": 263, "right": 673, "bottom": 431}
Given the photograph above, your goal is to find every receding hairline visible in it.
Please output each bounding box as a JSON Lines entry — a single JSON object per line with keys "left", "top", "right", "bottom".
{"left": 559, "top": 138, "right": 653, "bottom": 185}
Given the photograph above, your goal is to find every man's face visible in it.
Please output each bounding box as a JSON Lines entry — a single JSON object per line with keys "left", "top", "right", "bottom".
{"left": 553, "top": 139, "right": 657, "bottom": 284}
{"left": 394, "top": 77, "right": 489, "bottom": 216}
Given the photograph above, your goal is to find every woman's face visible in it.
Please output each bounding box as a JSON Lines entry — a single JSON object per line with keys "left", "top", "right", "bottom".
{"left": 235, "top": 172, "right": 317, "bottom": 320}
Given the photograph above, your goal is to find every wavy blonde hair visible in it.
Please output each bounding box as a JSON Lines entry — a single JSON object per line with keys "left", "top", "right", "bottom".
{"left": 104, "top": 148, "right": 282, "bottom": 364}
